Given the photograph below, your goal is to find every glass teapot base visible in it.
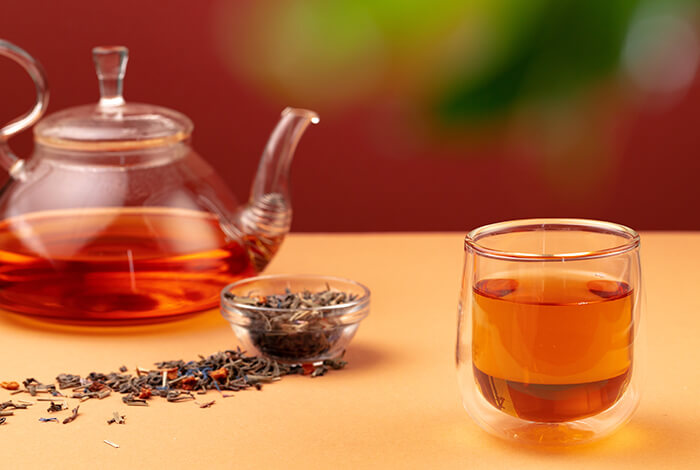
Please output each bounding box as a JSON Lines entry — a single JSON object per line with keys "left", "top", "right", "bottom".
{"left": 1, "top": 306, "right": 209, "bottom": 327}
{"left": 0, "top": 280, "right": 225, "bottom": 325}
{"left": 0, "top": 207, "right": 258, "bottom": 324}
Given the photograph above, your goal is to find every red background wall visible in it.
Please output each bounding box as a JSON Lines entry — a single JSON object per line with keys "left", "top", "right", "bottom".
{"left": 2, "top": 0, "right": 700, "bottom": 232}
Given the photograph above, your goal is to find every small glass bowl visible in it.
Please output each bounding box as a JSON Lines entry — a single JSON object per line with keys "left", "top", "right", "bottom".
{"left": 220, "top": 274, "right": 370, "bottom": 364}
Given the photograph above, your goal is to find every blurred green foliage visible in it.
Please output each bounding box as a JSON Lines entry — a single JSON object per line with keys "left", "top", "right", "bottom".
{"left": 223, "top": 0, "right": 696, "bottom": 127}
{"left": 437, "top": 0, "right": 641, "bottom": 124}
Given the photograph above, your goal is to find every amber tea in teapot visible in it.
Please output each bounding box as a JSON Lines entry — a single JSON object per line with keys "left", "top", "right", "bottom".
{"left": 0, "top": 208, "right": 276, "bottom": 321}
{"left": 0, "top": 42, "right": 317, "bottom": 323}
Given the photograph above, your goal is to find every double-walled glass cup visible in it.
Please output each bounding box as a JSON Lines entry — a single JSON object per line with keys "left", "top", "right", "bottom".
{"left": 456, "top": 219, "right": 643, "bottom": 445}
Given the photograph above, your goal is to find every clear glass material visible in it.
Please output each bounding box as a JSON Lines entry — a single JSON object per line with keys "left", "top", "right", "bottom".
{"left": 34, "top": 46, "right": 193, "bottom": 150}
{"left": 0, "top": 39, "right": 48, "bottom": 178}
{"left": 221, "top": 274, "right": 370, "bottom": 364}
{"left": 0, "top": 43, "right": 318, "bottom": 323}
{"left": 456, "top": 219, "right": 643, "bottom": 445}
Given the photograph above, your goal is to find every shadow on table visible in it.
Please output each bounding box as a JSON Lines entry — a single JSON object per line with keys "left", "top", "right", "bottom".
{"left": 339, "top": 341, "right": 395, "bottom": 372}
{"left": 471, "top": 410, "right": 698, "bottom": 464}
{"left": 0, "top": 308, "right": 227, "bottom": 337}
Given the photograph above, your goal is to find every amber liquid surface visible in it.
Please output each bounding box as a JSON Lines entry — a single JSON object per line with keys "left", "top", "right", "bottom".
{"left": 0, "top": 208, "right": 257, "bottom": 323}
{"left": 472, "top": 274, "right": 633, "bottom": 422}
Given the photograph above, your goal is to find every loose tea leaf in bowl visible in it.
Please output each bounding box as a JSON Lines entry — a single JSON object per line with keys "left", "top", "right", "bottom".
{"left": 220, "top": 275, "right": 371, "bottom": 364}
{"left": 225, "top": 288, "right": 353, "bottom": 360}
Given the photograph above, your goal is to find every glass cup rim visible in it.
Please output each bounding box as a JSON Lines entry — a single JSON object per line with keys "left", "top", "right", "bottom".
{"left": 465, "top": 218, "right": 640, "bottom": 261}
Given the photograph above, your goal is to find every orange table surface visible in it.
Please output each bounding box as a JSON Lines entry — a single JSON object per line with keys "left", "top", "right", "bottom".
{"left": 0, "top": 232, "right": 698, "bottom": 468}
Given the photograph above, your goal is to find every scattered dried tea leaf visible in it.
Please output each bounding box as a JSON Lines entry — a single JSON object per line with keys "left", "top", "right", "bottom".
{"left": 46, "top": 401, "right": 64, "bottom": 413}
{"left": 62, "top": 406, "right": 80, "bottom": 424}
{"left": 107, "top": 411, "right": 126, "bottom": 425}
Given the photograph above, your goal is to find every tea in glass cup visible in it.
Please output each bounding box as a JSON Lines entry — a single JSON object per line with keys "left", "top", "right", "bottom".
{"left": 457, "top": 219, "right": 643, "bottom": 445}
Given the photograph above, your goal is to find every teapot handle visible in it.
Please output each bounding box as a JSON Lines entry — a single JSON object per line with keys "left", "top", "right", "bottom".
{"left": 0, "top": 39, "right": 49, "bottom": 179}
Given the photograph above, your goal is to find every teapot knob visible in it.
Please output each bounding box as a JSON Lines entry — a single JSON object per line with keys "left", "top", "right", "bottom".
{"left": 0, "top": 39, "right": 49, "bottom": 180}
{"left": 93, "top": 46, "right": 128, "bottom": 108}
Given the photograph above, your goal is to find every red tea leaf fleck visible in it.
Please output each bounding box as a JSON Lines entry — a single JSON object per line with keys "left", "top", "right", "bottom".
{"left": 0, "top": 381, "right": 19, "bottom": 390}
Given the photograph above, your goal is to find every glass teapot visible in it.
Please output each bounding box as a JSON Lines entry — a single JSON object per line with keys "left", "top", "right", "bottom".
{"left": 0, "top": 41, "right": 318, "bottom": 323}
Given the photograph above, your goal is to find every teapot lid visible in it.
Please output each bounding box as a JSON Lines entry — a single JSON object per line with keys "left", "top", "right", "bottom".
{"left": 34, "top": 46, "right": 193, "bottom": 151}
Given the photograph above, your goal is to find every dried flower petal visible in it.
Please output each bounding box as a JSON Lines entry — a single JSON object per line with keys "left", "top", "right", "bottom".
{"left": 0, "top": 381, "right": 19, "bottom": 390}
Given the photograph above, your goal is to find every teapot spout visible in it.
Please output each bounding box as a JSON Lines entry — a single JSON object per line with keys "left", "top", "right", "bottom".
{"left": 237, "top": 107, "right": 319, "bottom": 272}
{"left": 250, "top": 107, "right": 319, "bottom": 203}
